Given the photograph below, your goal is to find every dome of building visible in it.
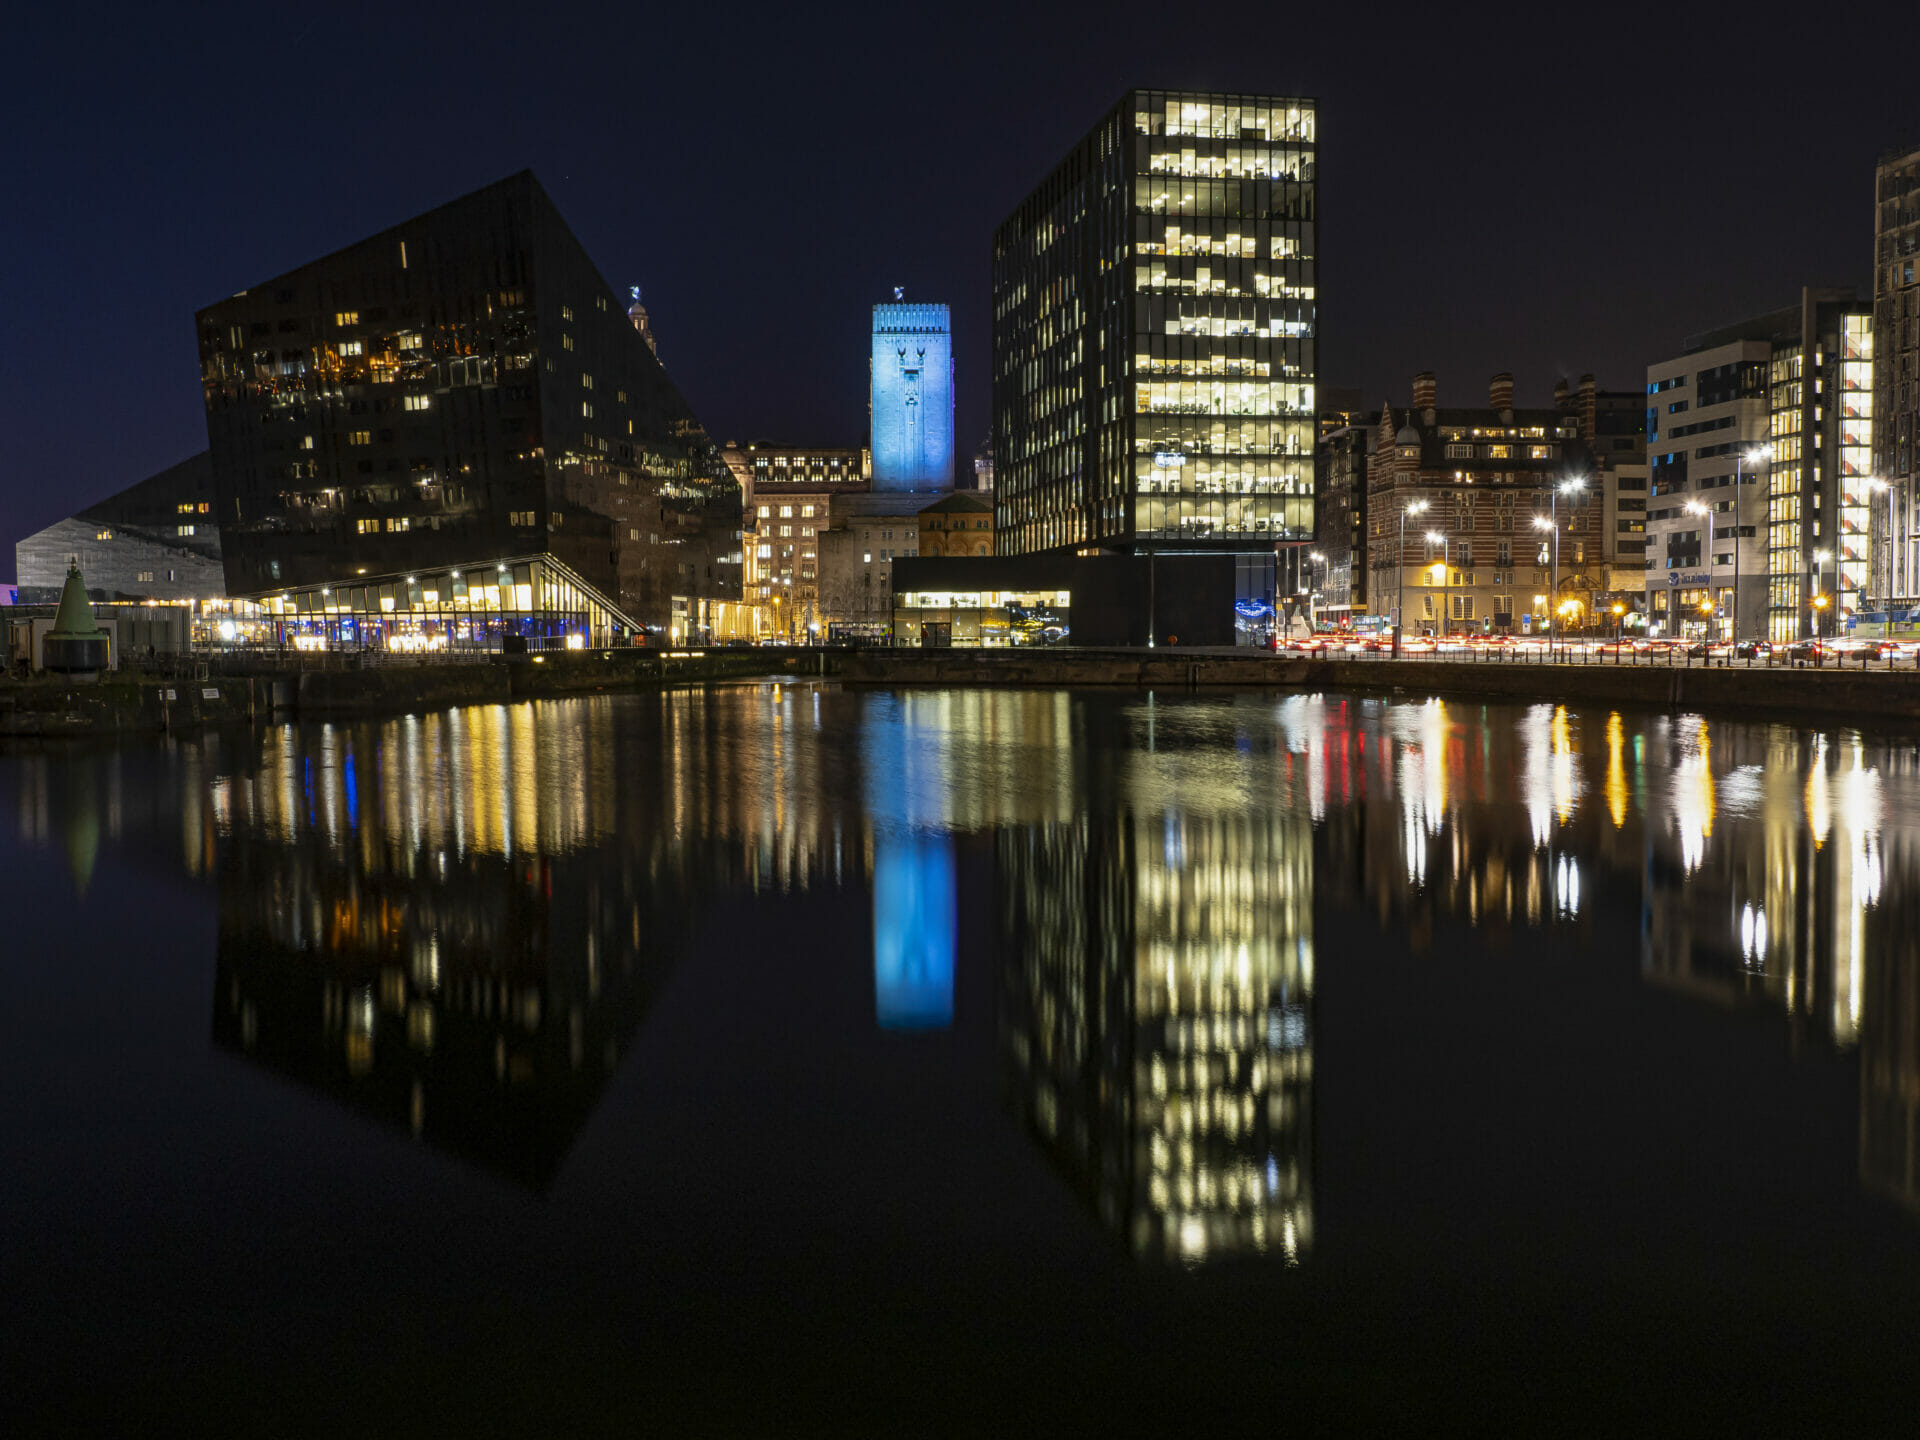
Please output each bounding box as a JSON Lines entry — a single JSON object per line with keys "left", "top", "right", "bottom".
{"left": 1395, "top": 424, "right": 1421, "bottom": 446}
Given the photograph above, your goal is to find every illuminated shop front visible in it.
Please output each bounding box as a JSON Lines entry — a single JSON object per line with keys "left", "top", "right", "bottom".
{"left": 893, "top": 587, "right": 1071, "bottom": 647}
{"left": 255, "top": 554, "right": 639, "bottom": 651}
{"left": 892, "top": 554, "right": 1237, "bottom": 647}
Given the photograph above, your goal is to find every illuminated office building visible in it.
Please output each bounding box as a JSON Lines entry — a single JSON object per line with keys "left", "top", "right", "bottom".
{"left": 1644, "top": 290, "right": 1872, "bottom": 641}
{"left": 991, "top": 88, "right": 1317, "bottom": 622}
{"left": 1874, "top": 144, "right": 1920, "bottom": 602}
{"left": 870, "top": 299, "right": 955, "bottom": 492}
{"left": 194, "top": 170, "right": 739, "bottom": 639}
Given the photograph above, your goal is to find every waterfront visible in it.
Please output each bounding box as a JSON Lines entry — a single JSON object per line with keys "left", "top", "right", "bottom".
{"left": 7, "top": 684, "right": 1920, "bottom": 1430}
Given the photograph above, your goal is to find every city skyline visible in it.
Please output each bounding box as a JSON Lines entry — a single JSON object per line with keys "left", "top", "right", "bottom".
{"left": 6, "top": 4, "right": 1915, "bottom": 566}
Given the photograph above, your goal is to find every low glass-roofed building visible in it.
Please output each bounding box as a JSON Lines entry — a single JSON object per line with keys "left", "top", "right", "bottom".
{"left": 254, "top": 553, "right": 637, "bottom": 652}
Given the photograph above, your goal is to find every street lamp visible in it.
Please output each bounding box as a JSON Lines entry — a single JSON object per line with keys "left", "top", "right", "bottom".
{"left": 1611, "top": 601, "right": 1626, "bottom": 645}
{"left": 1866, "top": 476, "right": 1894, "bottom": 606}
{"left": 1532, "top": 515, "right": 1557, "bottom": 652}
{"left": 1684, "top": 499, "right": 1715, "bottom": 641}
{"left": 1811, "top": 548, "right": 1832, "bottom": 640}
{"left": 1425, "top": 529, "right": 1449, "bottom": 638}
{"left": 1398, "top": 499, "right": 1429, "bottom": 646}
{"left": 1731, "top": 445, "right": 1768, "bottom": 643}
{"left": 1533, "top": 475, "right": 1586, "bottom": 657}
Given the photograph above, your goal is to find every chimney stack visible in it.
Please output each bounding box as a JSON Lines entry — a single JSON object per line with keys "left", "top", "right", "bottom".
{"left": 1554, "top": 379, "right": 1571, "bottom": 406}
{"left": 1412, "top": 371, "right": 1437, "bottom": 411}
{"left": 1489, "top": 372, "right": 1515, "bottom": 411}
{"left": 1578, "top": 373, "right": 1597, "bottom": 441}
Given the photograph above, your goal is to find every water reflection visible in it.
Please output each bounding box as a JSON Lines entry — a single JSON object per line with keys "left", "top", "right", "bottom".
{"left": 8, "top": 684, "right": 1920, "bottom": 1245}
{"left": 998, "top": 811, "right": 1314, "bottom": 1264}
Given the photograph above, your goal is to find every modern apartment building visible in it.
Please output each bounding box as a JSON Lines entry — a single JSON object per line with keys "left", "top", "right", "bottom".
{"left": 1873, "top": 144, "right": 1920, "bottom": 601}
{"left": 193, "top": 171, "right": 739, "bottom": 639}
{"left": 1643, "top": 289, "right": 1872, "bottom": 641}
{"left": 991, "top": 88, "right": 1317, "bottom": 628}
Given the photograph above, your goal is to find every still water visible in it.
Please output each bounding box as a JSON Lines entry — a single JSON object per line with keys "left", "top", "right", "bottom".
{"left": 6, "top": 684, "right": 1920, "bottom": 1430}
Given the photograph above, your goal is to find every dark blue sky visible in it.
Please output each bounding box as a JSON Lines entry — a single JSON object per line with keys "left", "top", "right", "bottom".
{"left": 3, "top": 2, "right": 1912, "bottom": 564}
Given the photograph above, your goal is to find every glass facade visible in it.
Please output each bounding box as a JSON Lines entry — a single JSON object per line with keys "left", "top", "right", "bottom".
{"left": 195, "top": 172, "right": 738, "bottom": 634}
{"left": 992, "top": 90, "right": 1316, "bottom": 559}
{"left": 254, "top": 553, "right": 638, "bottom": 651}
{"left": 893, "top": 587, "right": 1071, "bottom": 647}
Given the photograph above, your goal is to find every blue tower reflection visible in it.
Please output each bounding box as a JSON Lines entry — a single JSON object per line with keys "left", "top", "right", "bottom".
{"left": 873, "top": 831, "right": 957, "bottom": 1030}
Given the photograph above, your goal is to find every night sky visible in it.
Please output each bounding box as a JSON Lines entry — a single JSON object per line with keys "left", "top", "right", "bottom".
{"left": 4, "top": 3, "right": 1914, "bottom": 564}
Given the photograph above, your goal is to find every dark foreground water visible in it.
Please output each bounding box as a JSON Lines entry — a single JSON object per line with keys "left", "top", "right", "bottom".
{"left": 6, "top": 684, "right": 1920, "bottom": 1432}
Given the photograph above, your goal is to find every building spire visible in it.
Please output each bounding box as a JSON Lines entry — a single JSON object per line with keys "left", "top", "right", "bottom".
{"left": 627, "top": 285, "right": 658, "bottom": 359}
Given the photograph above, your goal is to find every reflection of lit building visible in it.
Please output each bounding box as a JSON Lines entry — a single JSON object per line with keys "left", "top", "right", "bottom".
{"left": 1860, "top": 834, "right": 1920, "bottom": 1214}
{"left": 211, "top": 839, "right": 669, "bottom": 1188}
{"left": 1000, "top": 809, "right": 1314, "bottom": 1264}
{"left": 873, "top": 831, "right": 956, "bottom": 1029}
{"left": 205, "top": 709, "right": 675, "bottom": 1188}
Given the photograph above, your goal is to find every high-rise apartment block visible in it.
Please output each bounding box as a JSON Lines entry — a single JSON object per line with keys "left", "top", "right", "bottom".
{"left": 991, "top": 88, "right": 1317, "bottom": 609}
{"left": 1874, "top": 144, "right": 1920, "bottom": 601}
{"left": 1643, "top": 290, "right": 1872, "bottom": 641}
{"left": 193, "top": 171, "right": 740, "bottom": 639}
{"left": 870, "top": 300, "right": 954, "bottom": 491}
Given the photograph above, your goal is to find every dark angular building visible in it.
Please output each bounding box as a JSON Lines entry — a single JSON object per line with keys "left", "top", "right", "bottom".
{"left": 15, "top": 451, "right": 224, "bottom": 604}
{"left": 194, "top": 171, "right": 739, "bottom": 638}
{"left": 990, "top": 89, "right": 1318, "bottom": 631}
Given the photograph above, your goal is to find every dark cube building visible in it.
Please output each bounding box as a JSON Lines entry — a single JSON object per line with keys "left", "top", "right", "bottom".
{"left": 194, "top": 171, "right": 738, "bottom": 636}
{"left": 991, "top": 89, "right": 1317, "bottom": 636}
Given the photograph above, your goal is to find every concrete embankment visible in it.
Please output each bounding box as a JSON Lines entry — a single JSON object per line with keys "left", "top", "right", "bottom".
{"left": 0, "top": 647, "right": 833, "bottom": 736}
{"left": 840, "top": 648, "right": 1920, "bottom": 724}
{"left": 0, "top": 676, "right": 266, "bottom": 736}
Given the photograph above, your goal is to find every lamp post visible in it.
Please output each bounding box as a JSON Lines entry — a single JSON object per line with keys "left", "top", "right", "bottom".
{"left": 1532, "top": 513, "right": 1558, "bottom": 656}
{"left": 1425, "top": 530, "right": 1450, "bottom": 638}
{"left": 1734, "top": 445, "right": 1767, "bottom": 643}
{"left": 1684, "top": 499, "right": 1715, "bottom": 642}
{"left": 1398, "top": 499, "right": 1429, "bottom": 649}
{"left": 1867, "top": 476, "right": 1893, "bottom": 609}
{"left": 1811, "top": 548, "right": 1833, "bottom": 641}
{"left": 1533, "top": 475, "right": 1587, "bottom": 658}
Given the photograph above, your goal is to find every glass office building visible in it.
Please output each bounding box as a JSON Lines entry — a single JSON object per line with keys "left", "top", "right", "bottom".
{"left": 991, "top": 89, "right": 1317, "bottom": 564}
{"left": 194, "top": 171, "right": 738, "bottom": 637}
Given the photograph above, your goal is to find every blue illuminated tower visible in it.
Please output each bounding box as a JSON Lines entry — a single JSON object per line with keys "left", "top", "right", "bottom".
{"left": 870, "top": 295, "right": 954, "bottom": 491}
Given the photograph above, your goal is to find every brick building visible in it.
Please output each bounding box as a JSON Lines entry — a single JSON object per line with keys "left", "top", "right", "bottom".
{"left": 1367, "top": 371, "right": 1629, "bottom": 637}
